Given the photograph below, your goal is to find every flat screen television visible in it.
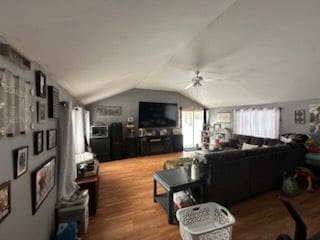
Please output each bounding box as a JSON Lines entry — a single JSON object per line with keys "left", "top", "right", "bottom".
{"left": 139, "top": 102, "right": 178, "bottom": 128}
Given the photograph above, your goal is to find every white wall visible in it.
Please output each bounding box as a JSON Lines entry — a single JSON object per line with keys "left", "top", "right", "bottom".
{"left": 0, "top": 56, "right": 80, "bottom": 240}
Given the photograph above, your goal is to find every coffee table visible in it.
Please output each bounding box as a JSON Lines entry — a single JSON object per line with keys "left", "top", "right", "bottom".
{"left": 153, "top": 167, "right": 206, "bottom": 224}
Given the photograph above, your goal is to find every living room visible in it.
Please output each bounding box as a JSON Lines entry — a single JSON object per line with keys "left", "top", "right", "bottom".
{"left": 1, "top": 0, "right": 320, "bottom": 240}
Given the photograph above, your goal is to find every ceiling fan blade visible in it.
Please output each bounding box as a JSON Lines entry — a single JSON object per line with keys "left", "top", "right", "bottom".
{"left": 176, "top": 80, "right": 192, "bottom": 84}
{"left": 185, "top": 82, "right": 194, "bottom": 89}
{"left": 203, "top": 79, "right": 216, "bottom": 82}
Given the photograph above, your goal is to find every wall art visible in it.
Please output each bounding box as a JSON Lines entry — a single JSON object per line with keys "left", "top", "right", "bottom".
{"left": 47, "top": 129, "right": 57, "bottom": 150}
{"left": 294, "top": 109, "right": 305, "bottom": 124}
{"left": 37, "top": 101, "right": 46, "bottom": 123}
{"left": 31, "top": 157, "right": 56, "bottom": 215}
{"left": 13, "top": 146, "right": 28, "bottom": 179}
{"left": 0, "top": 181, "right": 11, "bottom": 224}
{"left": 216, "top": 112, "right": 231, "bottom": 123}
{"left": 96, "top": 105, "right": 122, "bottom": 116}
{"left": 33, "top": 131, "right": 44, "bottom": 155}
{"left": 35, "top": 70, "right": 46, "bottom": 98}
{"left": 0, "top": 68, "right": 32, "bottom": 137}
{"left": 310, "top": 104, "right": 320, "bottom": 134}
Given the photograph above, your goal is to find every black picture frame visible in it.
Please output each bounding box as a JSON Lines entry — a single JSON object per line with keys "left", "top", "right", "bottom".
{"left": 33, "top": 131, "right": 44, "bottom": 155}
{"left": 0, "top": 181, "right": 11, "bottom": 224}
{"left": 295, "top": 109, "right": 306, "bottom": 124}
{"left": 31, "top": 157, "right": 56, "bottom": 215}
{"left": 47, "top": 129, "right": 57, "bottom": 150}
{"left": 13, "top": 146, "right": 28, "bottom": 179}
{"left": 35, "top": 70, "right": 46, "bottom": 98}
{"left": 47, "top": 86, "right": 59, "bottom": 118}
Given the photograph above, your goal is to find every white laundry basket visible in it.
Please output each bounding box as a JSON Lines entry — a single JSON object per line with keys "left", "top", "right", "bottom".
{"left": 176, "top": 202, "right": 235, "bottom": 240}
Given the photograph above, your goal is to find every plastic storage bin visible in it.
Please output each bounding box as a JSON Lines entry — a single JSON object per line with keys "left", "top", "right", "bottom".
{"left": 176, "top": 202, "right": 235, "bottom": 240}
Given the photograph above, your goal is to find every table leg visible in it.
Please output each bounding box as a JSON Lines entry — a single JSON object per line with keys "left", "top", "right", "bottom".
{"left": 153, "top": 179, "right": 157, "bottom": 203}
{"left": 168, "top": 191, "right": 174, "bottom": 224}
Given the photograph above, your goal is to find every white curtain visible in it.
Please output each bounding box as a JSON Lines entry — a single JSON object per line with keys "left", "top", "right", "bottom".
{"left": 233, "top": 107, "right": 280, "bottom": 139}
{"left": 58, "top": 102, "right": 79, "bottom": 200}
{"left": 72, "top": 107, "right": 85, "bottom": 154}
{"left": 84, "top": 110, "right": 90, "bottom": 145}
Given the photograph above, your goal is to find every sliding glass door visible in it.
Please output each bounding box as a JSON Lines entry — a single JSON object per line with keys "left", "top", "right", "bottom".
{"left": 181, "top": 110, "right": 204, "bottom": 149}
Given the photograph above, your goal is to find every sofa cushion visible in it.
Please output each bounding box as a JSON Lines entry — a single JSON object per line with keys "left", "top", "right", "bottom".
{"left": 264, "top": 138, "right": 281, "bottom": 146}
{"left": 243, "top": 146, "right": 273, "bottom": 156}
{"left": 204, "top": 149, "right": 245, "bottom": 162}
{"left": 249, "top": 137, "right": 264, "bottom": 146}
{"left": 242, "top": 142, "right": 259, "bottom": 150}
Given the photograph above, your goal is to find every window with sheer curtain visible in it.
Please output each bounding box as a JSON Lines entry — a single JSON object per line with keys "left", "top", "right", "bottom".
{"left": 233, "top": 107, "right": 280, "bottom": 139}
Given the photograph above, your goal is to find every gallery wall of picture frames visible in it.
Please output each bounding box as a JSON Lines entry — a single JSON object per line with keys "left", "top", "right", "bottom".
{"left": 0, "top": 56, "right": 62, "bottom": 223}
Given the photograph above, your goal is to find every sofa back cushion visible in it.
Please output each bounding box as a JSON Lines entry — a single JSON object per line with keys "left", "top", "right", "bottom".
{"left": 249, "top": 137, "right": 264, "bottom": 146}
{"left": 242, "top": 142, "right": 259, "bottom": 150}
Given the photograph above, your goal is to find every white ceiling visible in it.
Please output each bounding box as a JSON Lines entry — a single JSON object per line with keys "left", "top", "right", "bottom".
{"left": 1, "top": 0, "right": 320, "bottom": 107}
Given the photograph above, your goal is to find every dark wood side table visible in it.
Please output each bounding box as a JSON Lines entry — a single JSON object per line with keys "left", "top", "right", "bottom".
{"left": 153, "top": 167, "right": 206, "bottom": 224}
{"left": 76, "top": 166, "right": 99, "bottom": 216}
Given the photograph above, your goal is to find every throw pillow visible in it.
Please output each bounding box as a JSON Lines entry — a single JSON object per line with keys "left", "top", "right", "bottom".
{"left": 242, "top": 142, "right": 259, "bottom": 150}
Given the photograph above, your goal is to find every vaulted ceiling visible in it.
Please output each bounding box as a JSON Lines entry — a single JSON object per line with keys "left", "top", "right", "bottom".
{"left": 1, "top": 0, "right": 320, "bottom": 107}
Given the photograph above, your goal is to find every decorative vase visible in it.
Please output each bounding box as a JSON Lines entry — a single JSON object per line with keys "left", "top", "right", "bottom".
{"left": 191, "top": 163, "right": 200, "bottom": 180}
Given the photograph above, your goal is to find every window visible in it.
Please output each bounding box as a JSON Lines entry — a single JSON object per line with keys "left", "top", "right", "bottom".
{"left": 233, "top": 107, "right": 280, "bottom": 139}
{"left": 181, "top": 110, "right": 204, "bottom": 148}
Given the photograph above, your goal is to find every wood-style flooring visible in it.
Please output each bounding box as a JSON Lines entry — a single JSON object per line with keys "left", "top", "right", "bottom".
{"left": 82, "top": 152, "right": 320, "bottom": 240}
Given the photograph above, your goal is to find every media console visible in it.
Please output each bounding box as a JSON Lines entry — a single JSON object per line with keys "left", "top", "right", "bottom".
{"left": 139, "top": 135, "right": 183, "bottom": 156}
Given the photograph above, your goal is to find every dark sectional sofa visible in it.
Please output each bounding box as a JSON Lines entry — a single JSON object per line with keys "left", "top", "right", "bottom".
{"left": 203, "top": 142, "right": 306, "bottom": 205}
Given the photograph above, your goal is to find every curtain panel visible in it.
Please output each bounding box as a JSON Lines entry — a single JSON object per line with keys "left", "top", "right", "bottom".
{"left": 233, "top": 107, "right": 280, "bottom": 139}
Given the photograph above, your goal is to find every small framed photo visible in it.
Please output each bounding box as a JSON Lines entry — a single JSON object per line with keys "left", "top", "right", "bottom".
{"left": 31, "top": 157, "right": 56, "bottom": 215}
{"left": 213, "top": 123, "right": 222, "bottom": 132}
{"left": 33, "top": 131, "right": 44, "bottom": 155}
{"left": 47, "top": 129, "right": 57, "bottom": 150}
{"left": 295, "top": 109, "right": 305, "bottom": 124}
{"left": 13, "top": 146, "right": 28, "bottom": 179}
{"left": 37, "top": 101, "right": 46, "bottom": 123}
{"left": 35, "top": 70, "right": 47, "bottom": 98}
{"left": 0, "top": 181, "right": 11, "bottom": 224}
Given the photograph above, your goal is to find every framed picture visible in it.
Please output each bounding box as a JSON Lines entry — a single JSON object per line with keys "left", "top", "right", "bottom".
{"left": 96, "top": 105, "right": 122, "bottom": 116}
{"left": 213, "top": 123, "right": 222, "bottom": 132}
{"left": 310, "top": 104, "right": 320, "bottom": 134}
{"left": 216, "top": 112, "right": 231, "bottom": 123}
{"left": 0, "top": 181, "right": 11, "bottom": 224}
{"left": 47, "top": 86, "right": 60, "bottom": 118}
{"left": 33, "top": 131, "right": 44, "bottom": 155}
{"left": 294, "top": 109, "right": 305, "bottom": 124}
{"left": 31, "top": 157, "right": 56, "bottom": 215}
{"left": 47, "top": 129, "right": 57, "bottom": 150}
{"left": 13, "top": 146, "right": 28, "bottom": 179}
{"left": 35, "top": 70, "right": 46, "bottom": 98}
{"left": 37, "top": 101, "right": 46, "bottom": 123}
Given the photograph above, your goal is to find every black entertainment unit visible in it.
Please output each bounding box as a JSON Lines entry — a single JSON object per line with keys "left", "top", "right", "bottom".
{"left": 139, "top": 134, "right": 183, "bottom": 156}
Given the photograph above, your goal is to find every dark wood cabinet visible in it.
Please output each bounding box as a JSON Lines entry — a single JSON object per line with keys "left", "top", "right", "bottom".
{"left": 125, "top": 137, "right": 138, "bottom": 158}
{"left": 90, "top": 137, "right": 111, "bottom": 162}
{"left": 76, "top": 167, "right": 99, "bottom": 216}
{"left": 139, "top": 135, "right": 183, "bottom": 156}
{"left": 171, "top": 134, "right": 183, "bottom": 152}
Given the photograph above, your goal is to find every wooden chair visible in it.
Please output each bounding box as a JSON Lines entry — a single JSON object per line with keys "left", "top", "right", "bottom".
{"left": 276, "top": 197, "right": 320, "bottom": 240}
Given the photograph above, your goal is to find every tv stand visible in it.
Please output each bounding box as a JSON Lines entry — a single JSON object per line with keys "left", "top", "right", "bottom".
{"left": 139, "top": 135, "right": 183, "bottom": 156}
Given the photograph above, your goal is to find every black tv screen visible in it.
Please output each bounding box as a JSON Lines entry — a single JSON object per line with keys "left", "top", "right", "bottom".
{"left": 139, "top": 102, "right": 178, "bottom": 128}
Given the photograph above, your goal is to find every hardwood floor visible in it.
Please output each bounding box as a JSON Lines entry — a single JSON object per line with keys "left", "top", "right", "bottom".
{"left": 82, "top": 152, "right": 320, "bottom": 240}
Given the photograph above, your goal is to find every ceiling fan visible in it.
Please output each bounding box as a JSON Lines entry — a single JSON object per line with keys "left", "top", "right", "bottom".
{"left": 184, "top": 70, "right": 214, "bottom": 89}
